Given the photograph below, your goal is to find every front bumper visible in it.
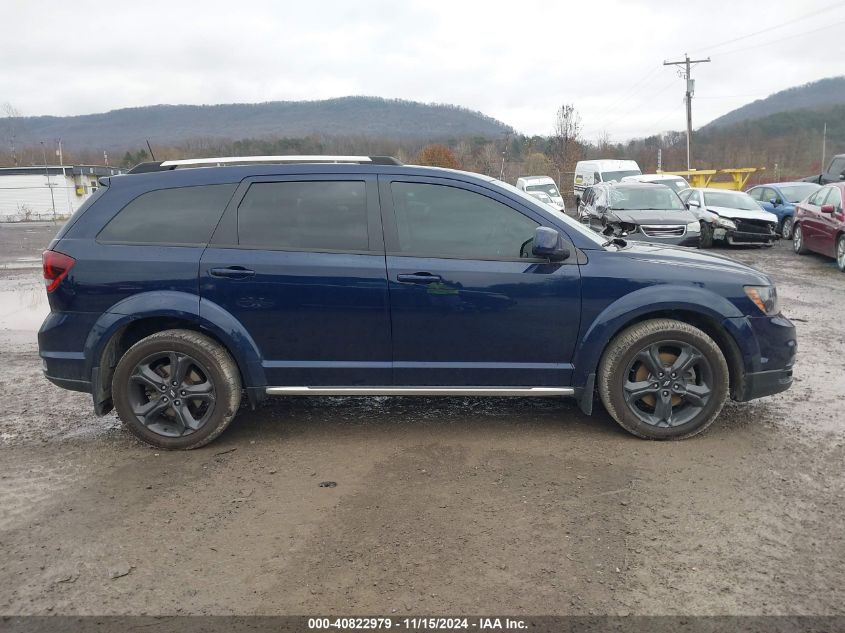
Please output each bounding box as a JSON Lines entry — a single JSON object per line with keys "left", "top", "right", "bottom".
{"left": 628, "top": 233, "right": 700, "bottom": 248}
{"left": 726, "top": 313, "right": 797, "bottom": 402}
{"left": 735, "top": 367, "right": 794, "bottom": 401}
{"left": 715, "top": 227, "right": 778, "bottom": 245}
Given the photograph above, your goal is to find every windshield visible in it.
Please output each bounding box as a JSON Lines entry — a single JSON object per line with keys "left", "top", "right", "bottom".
{"left": 601, "top": 169, "right": 641, "bottom": 183}
{"left": 608, "top": 186, "right": 686, "bottom": 211}
{"left": 704, "top": 191, "right": 761, "bottom": 211}
{"left": 779, "top": 184, "right": 821, "bottom": 203}
{"left": 494, "top": 180, "right": 606, "bottom": 246}
{"left": 526, "top": 183, "right": 561, "bottom": 197}
{"left": 643, "top": 179, "right": 689, "bottom": 193}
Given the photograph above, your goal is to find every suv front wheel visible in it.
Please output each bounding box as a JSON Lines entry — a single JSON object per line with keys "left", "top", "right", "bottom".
{"left": 598, "top": 319, "right": 729, "bottom": 440}
{"left": 112, "top": 329, "right": 242, "bottom": 449}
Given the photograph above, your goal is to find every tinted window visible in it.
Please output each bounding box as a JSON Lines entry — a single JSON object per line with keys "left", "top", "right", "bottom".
{"left": 391, "top": 182, "right": 538, "bottom": 260}
{"left": 98, "top": 184, "right": 236, "bottom": 245}
{"left": 238, "top": 181, "right": 368, "bottom": 251}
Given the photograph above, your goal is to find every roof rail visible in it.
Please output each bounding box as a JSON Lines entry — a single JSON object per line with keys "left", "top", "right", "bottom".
{"left": 127, "top": 155, "right": 402, "bottom": 174}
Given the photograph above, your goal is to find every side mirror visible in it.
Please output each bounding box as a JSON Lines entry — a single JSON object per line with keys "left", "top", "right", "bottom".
{"left": 821, "top": 204, "right": 835, "bottom": 214}
{"left": 532, "top": 226, "right": 570, "bottom": 261}
{"left": 839, "top": 172, "right": 844, "bottom": 181}
{"left": 770, "top": 197, "right": 780, "bottom": 207}
{"left": 688, "top": 200, "right": 700, "bottom": 207}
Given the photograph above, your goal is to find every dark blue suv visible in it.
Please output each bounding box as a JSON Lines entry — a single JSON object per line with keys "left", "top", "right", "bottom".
{"left": 38, "top": 156, "right": 796, "bottom": 449}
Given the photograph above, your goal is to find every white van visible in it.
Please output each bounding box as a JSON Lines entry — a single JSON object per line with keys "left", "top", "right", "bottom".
{"left": 573, "top": 160, "right": 641, "bottom": 203}
{"left": 515, "top": 176, "right": 565, "bottom": 212}
{"left": 621, "top": 173, "right": 690, "bottom": 194}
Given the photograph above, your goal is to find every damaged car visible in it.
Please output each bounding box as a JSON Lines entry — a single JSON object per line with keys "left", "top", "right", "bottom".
{"left": 679, "top": 188, "right": 779, "bottom": 248}
{"left": 578, "top": 182, "right": 700, "bottom": 247}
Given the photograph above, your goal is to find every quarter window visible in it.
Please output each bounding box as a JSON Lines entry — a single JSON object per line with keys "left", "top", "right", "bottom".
{"left": 98, "top": 184, "right": 236, "bottom": 245}
{"left": 237, "top": 181, "right": 368, "bottom": 251}
{"left": 390, "top": 182, "right": 538, "bottom": 260}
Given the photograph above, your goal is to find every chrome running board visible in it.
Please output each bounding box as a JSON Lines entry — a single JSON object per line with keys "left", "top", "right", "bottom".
{"left": 265, "top": 386, "right": 574, "bottom": 397}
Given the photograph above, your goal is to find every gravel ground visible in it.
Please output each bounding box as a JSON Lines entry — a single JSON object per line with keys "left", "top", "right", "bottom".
{"left": 0, "top": 222, "right": 843, "bottom": 616}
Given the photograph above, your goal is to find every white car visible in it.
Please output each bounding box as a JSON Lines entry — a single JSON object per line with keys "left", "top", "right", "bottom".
{"left": 678, "top": 188, "right": 779, "bottom": 248}
{"left": 515, "top": 176, "right": 565, "bottom": 212}
{"left": 622, "top": 173, "right": 690, "bottom": 194}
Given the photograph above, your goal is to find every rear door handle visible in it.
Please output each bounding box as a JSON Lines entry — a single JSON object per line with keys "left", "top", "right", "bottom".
{"left": 209, "top": 266, "right": 255, "bottom": 279}
{"left": 396, "top": 273, "right": 442, "bottom": 284}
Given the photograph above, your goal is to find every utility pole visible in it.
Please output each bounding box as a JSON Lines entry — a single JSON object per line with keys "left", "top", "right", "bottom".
{"left": 822, "top": 122, "right": 827, "bottom": 170}
{"left": 40, "top": 141, "right": 57, "bottom": 222}
{"left": 664, "top": 54, "right": 710, "bottom": 171}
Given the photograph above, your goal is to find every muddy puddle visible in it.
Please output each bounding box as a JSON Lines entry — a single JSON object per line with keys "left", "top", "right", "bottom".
{"left": 0, "top": 276, "right": 49, "bottom": 331}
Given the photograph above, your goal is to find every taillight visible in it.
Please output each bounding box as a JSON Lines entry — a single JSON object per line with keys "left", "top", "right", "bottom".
{"left": 42, "top": 250, "right": 76, "bottom": 293}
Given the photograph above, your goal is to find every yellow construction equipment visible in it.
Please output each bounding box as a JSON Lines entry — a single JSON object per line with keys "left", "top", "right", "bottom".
{"left": 657, "top": 167, "right": 765, "bottom": 191}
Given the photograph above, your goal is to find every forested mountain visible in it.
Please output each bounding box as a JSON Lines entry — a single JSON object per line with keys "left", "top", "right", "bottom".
{"left": 6, "top": 97, "right": 513, "bottom": 151}
{"left": 704, "top": 76, "right": 845, "bottom": 129}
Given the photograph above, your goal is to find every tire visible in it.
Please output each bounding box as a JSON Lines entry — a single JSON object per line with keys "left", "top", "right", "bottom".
{"left": 597, "top": 319, "right": 729, "bottom": 440}
{"left": 699, "top": 222, "right": 714, "bottom": 249}
{"left": 781, "top": 216, "right": 794, "bottom": 240}
{"left": 112, "top": 329, "right": 242, "bottom": 449}
{"left": 793, "top": 223, "right": 809, "bottom": 254}
{"left": 836, "top": 234, "right": 845, "bottom": 272}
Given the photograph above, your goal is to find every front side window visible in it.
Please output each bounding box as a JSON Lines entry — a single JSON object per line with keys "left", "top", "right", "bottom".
{"left": 808, "top": 188, "right": 831, "bottom": 206}
{"left": 826, "top": 187, "right": 842, "bottom": 210}
{"left": 391, "top": 182, "right": 538, "bottom": 260}
{"left": 827, "top": 157, "right": 845, "bottom": 176}
{"left": 98, "top": 184, "right": 237, "bottom": 245}
{"left": 237, "top": 181, "right": 368, "bottom": 251}
{"left": 746, "top": 187, "right": 763, "bottom": 201}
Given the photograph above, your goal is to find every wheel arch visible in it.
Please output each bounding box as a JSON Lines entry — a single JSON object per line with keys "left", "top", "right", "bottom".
{"left": 573, "top": 288, "right": 746, "bottom": 407}
{"left": 85, "top": 292, "right": 266, "bottom": 415}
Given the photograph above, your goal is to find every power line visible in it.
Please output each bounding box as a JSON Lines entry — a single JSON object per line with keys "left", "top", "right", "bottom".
{"left": 686, "top": 1, "right": 844, "bottom": 55}
{"left": 715, "top": 17, "right": 845, "bottom": 57}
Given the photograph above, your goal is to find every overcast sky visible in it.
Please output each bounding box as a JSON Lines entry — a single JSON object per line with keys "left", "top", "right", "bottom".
{"left": 3, "top": 0, "right": 844, "bottom": 141}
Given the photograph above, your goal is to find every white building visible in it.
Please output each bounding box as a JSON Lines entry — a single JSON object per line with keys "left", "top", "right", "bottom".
{"left": 0, "top": 165, "right": 124, "bottom": 221}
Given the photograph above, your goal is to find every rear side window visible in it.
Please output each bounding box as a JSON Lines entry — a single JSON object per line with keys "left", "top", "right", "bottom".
{"left": 390, "top": 182, "right": 538, "bottom": 260}
{"left": 98, "top": 184, "right": 236, "bottom": 245}
{"left": 237, "top": 181, "right": 368, "bottom": 251}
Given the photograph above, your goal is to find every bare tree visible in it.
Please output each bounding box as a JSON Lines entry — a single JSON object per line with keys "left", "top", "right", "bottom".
{"left": 2, "top": 102, "right": 21, "bottom": 166}
{"left": 596, "top": 130, "right": 611, "bottom": 155}
{"left": 551, "top": 104, "right": 582, "bottom": 172}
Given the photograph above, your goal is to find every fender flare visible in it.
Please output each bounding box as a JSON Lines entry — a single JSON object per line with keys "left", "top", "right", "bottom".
{"left": 84, "top": 291, "right": 266, "bottom": 390}
{"left": 572, "top": 285, "right": 744, "bottom": 389}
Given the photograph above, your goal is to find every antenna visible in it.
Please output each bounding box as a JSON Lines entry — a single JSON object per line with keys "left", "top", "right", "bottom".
{"left": 145, "top": 139, "right": 156, "bottom": 161}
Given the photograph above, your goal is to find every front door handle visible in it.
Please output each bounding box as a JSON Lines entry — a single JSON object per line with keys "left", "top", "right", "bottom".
{"left": 396, "top": 272, "right": 442, "bottom": 284}
{"left": 209, "top": 266, "right": 255, "bottom": 279}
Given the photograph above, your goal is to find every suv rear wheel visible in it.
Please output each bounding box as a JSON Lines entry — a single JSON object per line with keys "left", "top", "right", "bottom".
{"left": 598, "top": 319, "right": 729, "bottom": 440}
{"left": 112, "top": 329, "right": 241, "bottom": 449}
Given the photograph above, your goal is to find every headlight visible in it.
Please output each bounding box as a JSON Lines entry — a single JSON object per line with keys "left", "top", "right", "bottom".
{"left": 715, "top": 216, "right": 737, "bottom": 230}
{"left": 744, "top": 285, "right": 780, "bottom": 316}
{"left": 686, "top": 221, "right": 700, "bottom": 232}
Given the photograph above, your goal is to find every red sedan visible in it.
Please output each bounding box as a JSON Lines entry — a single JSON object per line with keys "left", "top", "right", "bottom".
{"left": 793, "top": 182, "right": 845, "bottom": 272}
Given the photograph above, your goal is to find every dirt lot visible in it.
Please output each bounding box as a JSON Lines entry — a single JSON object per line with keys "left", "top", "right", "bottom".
{"left": 0, "top": 221, "right": 843, "bottom": 616}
